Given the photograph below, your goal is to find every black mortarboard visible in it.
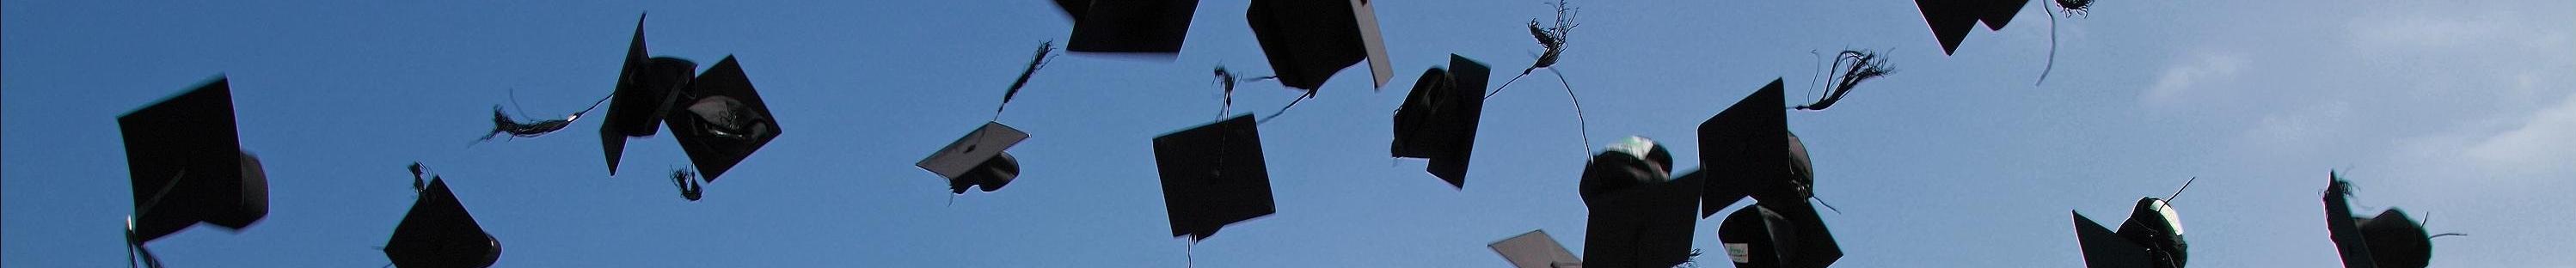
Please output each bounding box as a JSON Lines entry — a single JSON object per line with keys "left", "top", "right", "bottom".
{"left": 2072, "top": 198, "right": 2187, "bottom": 268}
{"left": 1489, "top": 229, "right": 1581, "bottom": 268}
{"left": 120, "top": 77, "right": 269, "bottom": 243}
{"left": 918, "top": 122, "right": 1029, "bottom": 194}
{"left": 1717, "top": 200, "right": 1842, "bottom": 268}
{"left": 1577, "top": 137, "right": 1698, "bottom": 268}
{"left": 600, "top": 14, "right": 701, "bottom": 176}
{"left": 665, "top": 56, "right": 782, "bottom": 181}
{"left": 1698, "top": 78, "right": 1816, "bottom": 218}
{"left": 383, "top": 178, "right": 502, "bottom": 268}
{"left": 1390, "top": 54, "right": 1490, "bottom": 188}
{"left": 1245, "top": 0, "right": 1394, "bottom": 90}
{"left": 1057, "top": 0, "right": 1201, "bottom": 53}
{"left": 1915, "top": 0, "right": 2033, "bottom": 54}
{"left": 1152, "top": 114, "right": 1274, "bottom": 241}
{"left": 2325, "top": 175, "right": 2435, "bottom": 268}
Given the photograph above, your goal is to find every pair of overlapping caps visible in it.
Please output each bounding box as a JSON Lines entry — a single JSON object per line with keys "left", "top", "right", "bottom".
{"left": 115, "top": 79, "right": 498, "bottom": 268}
{"left": 911, "top": 0, "right": 1401, "bottom": 245}
{"left": 1479, "top": 80, "right": 1842, "bottom": 268}
{"left": 600, "top": 15, "right": 783, "bottom": 183}
{"left": 2066, "top": 173, "right": 2448, "bottom": 268}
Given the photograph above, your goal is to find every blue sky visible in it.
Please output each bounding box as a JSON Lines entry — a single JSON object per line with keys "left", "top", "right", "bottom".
{"left": 7, "top": 0, "right": 2570, "bottom": 267}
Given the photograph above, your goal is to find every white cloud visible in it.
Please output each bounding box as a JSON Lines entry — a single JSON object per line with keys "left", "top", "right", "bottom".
{"left": 2463, "top": 93, "right": 2576, "bottom": 175}
{"left": 2234, "top": 100, "right": 2354, "bottom": 155}
{"left": 2140, "top": 53, "right": 2246, "bottom": 107}
{"left": 2346, "top": 13, "right": 2508, "bottom": 52}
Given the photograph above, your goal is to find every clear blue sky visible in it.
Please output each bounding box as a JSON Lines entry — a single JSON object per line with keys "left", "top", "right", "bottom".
{"left": 8, "top": 0, "right": 2570, "bottom": 267}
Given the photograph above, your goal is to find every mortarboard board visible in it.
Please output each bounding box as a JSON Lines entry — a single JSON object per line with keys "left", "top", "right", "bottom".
{"left": 2073, "top": 211, "right": 2154, "bottom": 268}
{"left": 2071, "top": 198, "right": 2187, "bottom": 268}
{"left": 1057, "top": 0, "right": 1201, "bottom": 54}
{"left": 1915, "top": 0, "right": 2033, "bottom": 55}
{"left": 1391, "top": 54, "right": 1489, "bottom": 189}
{"left": 665, "top": 56, "right": 782, "bottom": 181}
{"left": 918, "top": 122, "right": 1030, "bottom": 194}
{"left": 2325, "top": 175, "right": 2435, "bottom": 268}
{"left": 1577, "top": 137, "right": 1698, "bottom": 268}
{"left": 1717, "top": 200, "right": 1842, "bottom": 268}
{"left": 1053, "top": 0, "right": 1090, "bottom": 19}
{"left": 1152, "top": 114, "right": 1274, "bottom": 241}
{"left": 1245, "top": 0, "right": 1394, "bottom": 90}
{"left": 1698, "top": 78, "right": 1816, "bottom": 218}
{"left": 383, "top": 178, "right": 502, "bottom": 268}
{"left": 120, "top": 77, "right": 269, "bottom": 243}
{"left": 1490, "top": 229, "right": 1581, "bottom": 268}
{"left": 600, "top": 14, "right": 702, "bottom": 176}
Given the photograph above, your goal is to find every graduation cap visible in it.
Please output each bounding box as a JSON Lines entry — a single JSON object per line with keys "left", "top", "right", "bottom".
{"left": 1698, "top": 78, "right": 1818, "bottom": 218}
{"left": 1390, "top": 54, "right": 1490, "bottom": 189}
{"left": 2071, "top": 198, "right": 2187, "bottom": 268}
{"left": 1490, "top": 229, "right": 1582, "bottom": 268}
{"left": 918, "top": 122, "right": 1029, "bottom": 194}
{"left": 1577, "top": 137, "right": 1700, "bottom": 268}
{"left": 2325, "top": 174, "right": 2439, "bottom": 268}
{"left": 120, "top": 77, "right": 269, "bottom": 244}
{"left": 600, "top": 14, "right": 702, "bottom": 176}
{"left": 664, "top": 56, "right": 782, "bottom": 181}
{"left": 1245, "top": 0, "right": 1394, "bottom": 90}
{"left": 1916, "top": 0, "right": 2033, "bottom": 54}
{"left": 383, "top": 178, "right": 502, "bottom": 268}
{"left": 1716, "top": 200, "right": 1842, "bottom": 268}
{"left": 1055, "top": 0, "right": 1200, "bottom": 53}
{"left": 1152, "top": 114, "right": 1274, "bottom": 241}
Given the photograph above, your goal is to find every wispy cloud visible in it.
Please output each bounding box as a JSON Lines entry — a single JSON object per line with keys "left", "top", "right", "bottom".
{"left": 2140, "top": 53, "right": 2246, "bottom": 107}
{"left": 2464, "top": 93, "right": 2576, "bottom": 176}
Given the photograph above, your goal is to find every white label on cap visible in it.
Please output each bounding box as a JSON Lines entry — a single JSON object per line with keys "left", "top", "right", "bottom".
{"left": 1604, "top": 137, "right": 1656, "bottom": 161}
{"left": 2151, "top": 199, "right": 2185, "bottom": 235}
{"left": 1725, "top": 243, "right": 1752, "bottom": 263}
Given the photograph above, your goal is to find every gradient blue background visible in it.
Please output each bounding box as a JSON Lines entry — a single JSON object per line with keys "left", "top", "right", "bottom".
{"left": 8, "top": 0, "right": 2571, "bottom": 266}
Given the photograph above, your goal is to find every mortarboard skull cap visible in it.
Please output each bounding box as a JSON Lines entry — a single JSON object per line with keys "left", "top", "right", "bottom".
{"left": 599, "top": 14, "right": 701, "bottom": 176}
{"left": 120, "top": 76, "right": 268, "bottom": 242}
{"left": 919, "top": 122, "right": 1030, "bottom": 194}
{"left": 1390, "top": 54, "right": 1489, "bottom": 188}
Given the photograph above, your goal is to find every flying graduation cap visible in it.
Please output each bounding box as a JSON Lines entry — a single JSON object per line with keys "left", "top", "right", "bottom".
{"left": 1915, "top": 0, "right": 2032, "bottom": 54}
{"left": 1490, "top": 229, "right": 1582, "bottom": 268}
{"left": 1054, "top": 0, "right": 1200, "bottom": 54}
{"left": 1696, "top": 79, "right": 1843, "bottom": 268}
{"left": 2071, "top": 198, "right": 2188, "bottom": 268}
{"left": 1390, "top": 54, "right": 1490, "bottom": 189}
{"left": 383, "top": 177, "right": 502, "bottom": 268}
{"left": 1577, "top": 137, "right": 1702, "bottom": 268}
{"left": 1246, "top": 0, "right": 1395, "bottom": 90}
{"left": 663, "top": 56, "right": 782, "bottom": 181}
{"left": 2325, "top": 173, "right": 2444, "bottom": 268}
{"left": 1717, "top": 198, "right": 1842, "bottom": 268}
{"left": 120, "top": 77, "right": 270, "bottom": 245}
{"left": 1152, "top": 114, "right": 1275, "bottom": 241}
{"left": 600, "top": 14, "right": 702, "bottom": 176}
{"left": 918, "top": 122, "right": 1028, "bottom": 194}
{"left": 1697, "top": 79, "right": 1819, "bottom": 217}
{"left": 593, "top": 15, "right": 783, "bottom": 183}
